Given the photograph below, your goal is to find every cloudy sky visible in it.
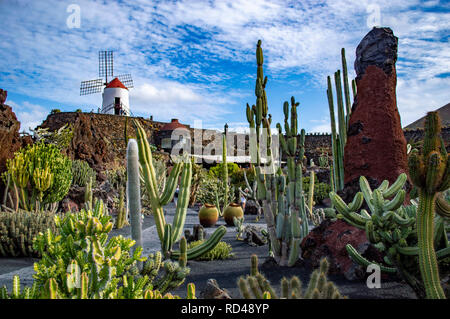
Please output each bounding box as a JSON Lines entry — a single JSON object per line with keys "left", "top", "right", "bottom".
{"left": 0, "top": 0, "right": 449, "bottom": 133}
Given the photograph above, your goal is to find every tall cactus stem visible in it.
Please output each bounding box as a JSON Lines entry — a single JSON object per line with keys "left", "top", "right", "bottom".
{"left": 127, "top": 139, "right": 143, "bottom": 269}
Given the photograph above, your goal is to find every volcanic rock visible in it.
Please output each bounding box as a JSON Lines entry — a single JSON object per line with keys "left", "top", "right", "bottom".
{"left": 344, "top": 27, "right": 409, "bottom": 196}
{"left": 0, "top": 89, "right": 33, "bottom": 197}
{"left": 199, "top": 279, "right": 232, "bottom": 299}
{"left": 300, "top": 219, "right": 384, "bottom": 281}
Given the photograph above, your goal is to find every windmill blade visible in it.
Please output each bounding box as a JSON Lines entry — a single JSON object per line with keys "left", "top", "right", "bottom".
{"left": 80, "top": 79, "right": 104, "bottom": 95}
{"left": 99, "top": 51, "right": 114, "bottom": 82}
{"left": 116, "top": 73, "right": 134, "bottom": 88}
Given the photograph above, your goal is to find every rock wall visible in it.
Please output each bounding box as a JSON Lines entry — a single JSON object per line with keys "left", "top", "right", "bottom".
{"left": 0, "top": 89, "right": 33, "bottom": 197}
{"left": 39, "top": 112, "right": 170, "bottom": 180}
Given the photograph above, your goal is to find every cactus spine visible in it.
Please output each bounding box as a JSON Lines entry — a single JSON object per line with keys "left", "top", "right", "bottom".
{"left": 326, "top": 48, "right": 354, "bottom": 191}
{"left": 133, "top": 120, "right": 226, "bottom": 259}
{"left": 408, "top": 112, "right": 449, "bottom": 299}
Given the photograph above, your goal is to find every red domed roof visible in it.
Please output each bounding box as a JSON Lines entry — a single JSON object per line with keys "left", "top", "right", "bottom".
{"left": 161, "top": 119, "right": 187, "bottom": 131}
{"left": 105, "top": 78, "right": 128, "bottom": 90}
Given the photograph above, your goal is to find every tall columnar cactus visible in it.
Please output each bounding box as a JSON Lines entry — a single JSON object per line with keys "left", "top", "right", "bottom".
{"left": 127, "top": 139, "right": 143, "bottom": 263}
{"left": 215, "top": 124, "right": 230, "bottom": 216}
{"left": 326, "top": 48, "right": 355, "bottom": 191}
{"left": 133, "top": 120, "right": 226, "bottom": 260}
{"left": 408, "top": 112, "right": 449, "bottom": 299}
{"left": 306, "top": 171, "right": 315, "bottom": 217}
{"left": 245, "top": 40, "right": 309, "bottom": 267}
{"left": 330, "top": 172, "right": 450, "bottom": 299}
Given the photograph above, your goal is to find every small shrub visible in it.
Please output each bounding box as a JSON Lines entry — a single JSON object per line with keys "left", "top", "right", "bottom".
{"left": 302, "top": 176, "right": 331, "bottom": 203}
{"left": 196, "top": 176, "right": 235, "bottom": 207}
{"left": 187, "top": 240, "right": 233, "bottom": 260}
{"left": 50, "top": 109, "right": 61, "bottom": 114}
{"left": 32, "top": 124, "right": 73, "bottom": 150}
{"left": 2, "top": 142, "right": 72, "bottom": 210}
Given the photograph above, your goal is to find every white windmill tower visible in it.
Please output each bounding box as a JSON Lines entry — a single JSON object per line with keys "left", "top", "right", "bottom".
{"left": 80, "top": 51, "right": 134, "bottom": 116}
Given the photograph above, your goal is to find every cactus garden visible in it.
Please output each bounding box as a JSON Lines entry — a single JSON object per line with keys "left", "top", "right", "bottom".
{"left": 0, "top": 1, "right": 449, "bottom": 306}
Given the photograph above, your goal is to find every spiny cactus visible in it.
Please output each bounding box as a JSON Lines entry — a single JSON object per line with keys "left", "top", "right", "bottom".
{"left": 214, "top": 124, "right": 232, "bottom": 216}
{"left": 306, "top": 170, "right": 315, "bottom": 217}
{"left": 0, "top": 209, "right": 57, "bottom": 257}
{"left": 326, "top": 48, "right": 355, "bottom": 192}
{"left": 115, "top": 186, "right": 128, "bottom": 229}
{"left": 233, "top": 216, "right": 245, "bottom": 240}
{"left": 71, "top": 159, "right": 96, "bottom": 187}
{"left": 133, "top": 120, "right": 226, "bottom": 260}
{"left": 245, "top": 40, "right": 309, "bottom": 267}
{"left": 0, "top": 275, "right": 39, "bottom": 299}
{"left": 408, "top": 112, "right": 450, "bottom": 299}
{"left": 238, "top": 255, "right": 345, "bottom": 299}
{"left": 330, "top": 172, "right": 450, "bottom": 299}
{"left": 127, "top": 139, "right": 143, "bottom": 266}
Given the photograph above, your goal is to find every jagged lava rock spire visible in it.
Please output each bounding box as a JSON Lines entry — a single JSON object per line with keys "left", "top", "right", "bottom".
{"left": 344, "top": 27, "right": 408, "bottom": 190}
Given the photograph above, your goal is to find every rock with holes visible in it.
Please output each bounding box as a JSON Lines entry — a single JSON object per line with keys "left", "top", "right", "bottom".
{"left": 343, "top": 27, "right": 409, "bottom": 198}
{"left": 300, "top": 219, "right": 384, "bottom": 281}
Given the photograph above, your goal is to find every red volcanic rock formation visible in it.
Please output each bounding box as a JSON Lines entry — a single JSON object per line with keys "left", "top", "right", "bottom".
{"left": 0, "top": 89, "right": 33, "bottom": 197}
{"left": 344, "top": 27, "right": 408, "bottom": 193}
{"left": 301, "top": 219, "right": 384, "bottom": 280}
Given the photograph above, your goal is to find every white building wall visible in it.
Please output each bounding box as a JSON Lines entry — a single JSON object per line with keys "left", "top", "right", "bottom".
{"left": 101, "top": 87, "right": 130, "bottom": 115}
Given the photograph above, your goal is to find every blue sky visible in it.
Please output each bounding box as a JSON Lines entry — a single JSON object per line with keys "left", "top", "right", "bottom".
{"left": 0, "top": 0, "right": 449, "bottom": 133}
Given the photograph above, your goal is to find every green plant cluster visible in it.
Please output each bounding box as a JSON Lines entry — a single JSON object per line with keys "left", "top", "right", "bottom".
{"left": 330, "top": 173, "right": 449, "bottom": 299}
{"left": 302, "top": 176, "right": 331, "bottom": 203}
{"left": 238, "top": 255, "right": 345, "bottom": 299}
{"left": 187, "top": 240, "right": 234, "bottom": 261}
{"left": 133, "top": 121, "right": 227, "bottom": 260}
{"left": 196, "top": 175, "right": 235, "bottom": 207}
{"left": 0, "top": 199, "right": 192, "bottom": 299}
{"left": 32, "top": 124, "right": 74, "bottom": 150}
{"left": 2, "top": 142, "right": 72, "bottom": 210}
{"left": 71, "top": 160, "right": 96, "bottom": 187}
{"left": 0, "top": 210, "right": 57, "bottom": 257}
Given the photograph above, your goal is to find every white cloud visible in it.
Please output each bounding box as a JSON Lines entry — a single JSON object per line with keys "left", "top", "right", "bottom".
{"left": 7, "top": 100, "right": 48, "bottom": 133}
{"left": 130, "top": 79, "right": 232, "bottom": 123}
{"left": 0, "top": 0, "right": 448, "bottom": 131}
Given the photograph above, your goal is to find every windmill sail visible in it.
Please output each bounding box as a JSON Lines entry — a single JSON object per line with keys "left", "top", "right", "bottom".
{"left": 80, "top": 79, "right": 103, "bottom": 95}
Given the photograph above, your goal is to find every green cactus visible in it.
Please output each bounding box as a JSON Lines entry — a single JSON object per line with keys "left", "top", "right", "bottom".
{"left": 71, "top": 160, "right": 96, "bottom": 187}
{"left": 238, "top": 255, "right": 345, "bottom": 299}
{"left": 306, "top": 171, "right": 315, "bottom": 217}
{"left": 127, "top": 139, "right": 143, "bottom": 267}
{"left": 245, "top": 40, "right": 309, "bottom": 267}
{"left": 215, "top": 124, "right": 231, "bottom": 216}
{"left": 133, "top": 120, "right": 226, "bottom": 259}
{"left": 0, "top": 275, "right": 39, "bottom": 299}
{"left": 233, "top": 216, "right": 245, "bottom": 240}
{"left": 0, "top": 209, "right": 57, "bottom": 257}
{"left": 330, "top": 171, "right": 450, "bottom": 299}
{"left": 326, "top": 48, "right": 355, "bottom": 191}
{"left": 238, "top": 169, "right": 262, "bottom": 221}
{"left": 2, "top": 142, "right": 72, "bottom": 211}
{"left": 115, "top": 186, "right": 128, "bottom": 229}
{"left": 408, "top": 112, "right": 449, "bottom": 299}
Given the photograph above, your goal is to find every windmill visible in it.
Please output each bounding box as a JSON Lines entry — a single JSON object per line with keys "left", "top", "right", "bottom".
{"left": 80, "top": 51, "right": 134, "bottom": 116}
